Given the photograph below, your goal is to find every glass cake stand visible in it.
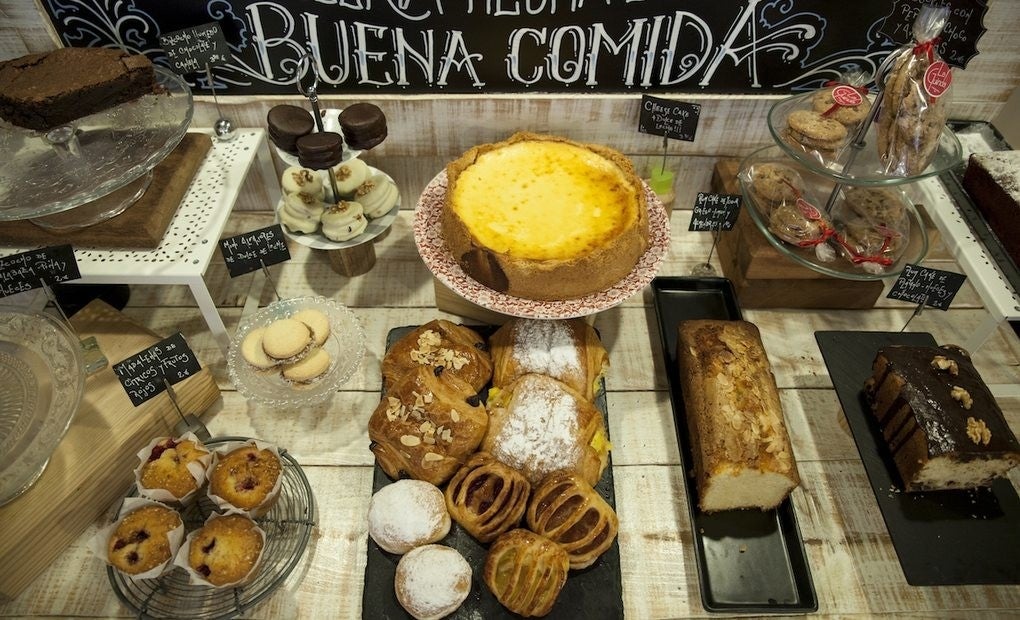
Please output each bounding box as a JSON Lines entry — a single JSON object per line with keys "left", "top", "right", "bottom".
{"left": 0, "top": 66, "right": 194, "bottom": 230}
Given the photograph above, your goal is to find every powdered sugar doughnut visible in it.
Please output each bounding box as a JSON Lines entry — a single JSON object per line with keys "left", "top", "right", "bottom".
{"left": 368, "top": 479, "right": 451, "bottom": 554}
{"left": 394, "top": 544, "right": 471, "bottom": 620}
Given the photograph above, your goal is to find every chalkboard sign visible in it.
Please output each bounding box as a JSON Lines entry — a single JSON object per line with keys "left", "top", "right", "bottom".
{"left": 887, "top": 263, "right": 966, "bottom": 310}
{"left": 689, "top": 193, "right": 741, "bottom": 232}
{"left": 219, "top": 224, "right": 291, "bottom": 278}
{"left": 40, "top": 1, "right": 987, "bottom": 95}
{"left": 878, "top": 0, "right": 987, "bottom": 69}
{"left": 113, "top": 332, "right": 203, "bottom": 407}
{"left": 159, "top": 22, "right": 231, "bottom": 74}
{"left": 0, "top": 245, "right": 80, "bottom": 298}
{"left": 639, "top": 95, "right": 701, "bottom": 142}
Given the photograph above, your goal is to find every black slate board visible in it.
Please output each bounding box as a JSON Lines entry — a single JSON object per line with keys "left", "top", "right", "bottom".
{"left": 651, "top": 277, "right": 817, "bottom": 614}
{"left": 362, "top": 325, "right": 624, "bottom": 619}
{"left": 815, "top": 330, "right": 1020, "bottom": 586}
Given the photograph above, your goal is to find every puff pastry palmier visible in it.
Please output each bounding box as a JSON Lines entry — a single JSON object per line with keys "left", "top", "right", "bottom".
{"left": 483, "top": 529, "right": 569, "bottom": 618}
{"left": 482, "top": 373, "right": 609, "bottom": 486}
{"left": 489, "top": 317, "right": 608, "bottom": 401}
{"left": 369, "top": 365, "right": 488, "bottom": 486}
{"left": 527, "top": 470, "right": 618, "bottom": 569}
{"left": 444, "top": 451, "right": 531, "bottom": 543}
{"left": 382, "top": 320, "right": 492, "bottom": 392}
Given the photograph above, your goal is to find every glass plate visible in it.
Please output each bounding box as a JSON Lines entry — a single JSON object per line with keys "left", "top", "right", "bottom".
{"left": 414, "top": 171, "right": 671, "bottom": 319}
{"left": 0, "top": 67, "right": 194, "bottom": 220}
{"left": 738, "top": 145, "right": 929, "bottom": 281}
{"left": 108, "top": 436, "right": 315, "bottom": 620}
{"left": 275, "top": 166, "right": 400, "bottom": 250}
{"left": 0, "top": 308, "right": 85, "bottom": 506}
{"left": 767, "top": 92, "right": 963, "bottom": 184}
{"left": 227, "top": 297, "right": 365, "bottom": 407}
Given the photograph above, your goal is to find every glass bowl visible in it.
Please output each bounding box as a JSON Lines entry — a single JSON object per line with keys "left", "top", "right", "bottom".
{"left": 227, "top": 297, "right": 365, "bottom": 407}
{"left": 0, "top": 307, "right": 85, "bottom": 505}
{"left": 767, "top": 91, "right": 962, "bottom": 184}
{"left": 737, "top": 145, "right": 929, "bottom": 281}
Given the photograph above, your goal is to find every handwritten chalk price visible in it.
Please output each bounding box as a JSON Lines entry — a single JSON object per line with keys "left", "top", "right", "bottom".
{"left": 113, "top": 333, "right": 203, "bottom": 407}
{"left": 0, "top": 245, "right": 80, "bottom": 298}
{"left": 638, "top": 95, "right": 701, "bottom": 142}
{"left": 878, "top": 0, "right": 987, "bottom": 69}
{"left": 159, "top": 22, "right": 231, "bottom": 75}
{"left": 887, "top": 263, "right": 966, "bottom": 311}
{"left": 219, "top": 224, "right": 291, "bottom": 278}
{"left": 689, "top": 193, "right": 741, "bottom": 232}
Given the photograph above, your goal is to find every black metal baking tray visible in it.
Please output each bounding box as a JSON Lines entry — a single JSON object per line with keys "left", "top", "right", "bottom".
{"left": 362, "top": 325, "right": 624, "bottom": 619}
{"left": 651, "top": 277, "right": 817, "bottom": 614}
{"left": 940, "top": 121, "right": 1020, "bottom": 297}
{"left": 816, "top": 330, "right": 1020, "bottom": 586}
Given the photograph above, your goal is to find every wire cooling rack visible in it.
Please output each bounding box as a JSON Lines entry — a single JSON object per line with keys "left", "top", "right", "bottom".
{"left": 107, "top": 437, "right": 315, "bottom": 619}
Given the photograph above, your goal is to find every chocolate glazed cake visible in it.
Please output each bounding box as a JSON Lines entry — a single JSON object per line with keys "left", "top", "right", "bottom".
{"left": 0, "top": 47, "right": 157, "bottom": 131}
{"left": 864, "top": 344, "right": 1020, "bottom": 492}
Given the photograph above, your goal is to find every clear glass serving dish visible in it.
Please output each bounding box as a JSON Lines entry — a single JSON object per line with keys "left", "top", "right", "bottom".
{"left": 227, "top": 296, "right": 365, "bottom": 408}
{"left": 0, "top": 307, "right": 85, "bottom": 506}
{"left": 767, "top": 92, "right": 962, "bottom": 185}
{"left": 0, "top": 67, "right": 194, "bottom": 222}
{"left": 738, "top": 145, "right": 929, "bottom": 281}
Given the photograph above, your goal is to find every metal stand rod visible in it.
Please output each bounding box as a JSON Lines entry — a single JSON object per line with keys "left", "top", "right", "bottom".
{"left": 900, "top": 298, "right": 927, "bottom": 332}
{"left": 260, "top": 259, "right": 282, "bottom": 302}
{"left": 295, "top": 53, "right": 341, "bottom": 200}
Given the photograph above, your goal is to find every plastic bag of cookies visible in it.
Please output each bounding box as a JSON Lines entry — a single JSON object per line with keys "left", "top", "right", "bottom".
{"left": 810, "top": 71, "right": 873, "bottom": 134}
{"left": 876, "top": 6, "right": 952, "bottom": 176}
{"left": 830, "top": 187, "right": 911, "bottom": 274}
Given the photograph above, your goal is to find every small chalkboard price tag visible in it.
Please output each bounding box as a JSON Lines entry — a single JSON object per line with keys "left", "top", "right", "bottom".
{"left": 113, "top": 332, "right": 203, "bottom": 407}
{"left": 219, "top": 224, "right": 291, "bottom": 278}
{"left": 638, "top": 95, "right": 701, "bottom": 142}
{"left": 878, "top": 0, "right": 987, "bottom": 69}
{"left": 887, "top": 263, "right": 966, "bottom": 310}
{"left": 0, "top": 245, "right": 80, "bottom": 298}
{"left": 689, "top": 193, "right": 741, "bottom": 232}
{"left": 159, "top": 21, "right": 231, "bottom": 75}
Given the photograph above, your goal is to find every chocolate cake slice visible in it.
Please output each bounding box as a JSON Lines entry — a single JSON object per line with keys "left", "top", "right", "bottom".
{"left": 0, "top": 47, "right": 157, "bottom": 131}
{"left": 962, "top": 151, "right": 1020, "bottom": 267}
{"left": 864, "top": 344, "right": 1020, "bottom": 492}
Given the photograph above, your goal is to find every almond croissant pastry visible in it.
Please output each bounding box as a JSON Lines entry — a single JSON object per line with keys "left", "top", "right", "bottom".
{"left": 445, "top": 451, "right": 530, "bottom": 543}
{"left": 527, "top": 470, "right": 618, "bottom": 569}
{"left": 484, "top": 529, "right": 569, "bottom": 617}
{"left": 381, "top": 320, "right": 492, "bottom": 392}
{"left": 368, "top": 365, "right": 488, "bottom": 486}
{"left": 489, "top": 317, "right": 607, "bottom": 402}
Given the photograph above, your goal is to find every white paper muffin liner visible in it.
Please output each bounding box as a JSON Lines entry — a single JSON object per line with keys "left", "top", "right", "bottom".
{"left": 89, "top": 497, "right": 185, "bottom": 581}
{"left": 172, "top": 508, "right": 268, "bottom": 588}
{"left": 134, "top": 432, "right": 213, "bottom": 505}
{"left": 205, "top": 439, "right": 284, "bottom": 517}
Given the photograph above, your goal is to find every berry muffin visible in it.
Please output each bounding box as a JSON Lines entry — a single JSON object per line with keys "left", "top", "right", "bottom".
{"left": 208, "top": 442, "right": 283, "bottom": 516}
{"left": 136, "top": 435, "right": 211, "bottom": 502}
{"left": 184, "top": 513, "right": 266, "bottom": 587}
{"left": 107, "top": 502, "right": 183, "bottom": 576}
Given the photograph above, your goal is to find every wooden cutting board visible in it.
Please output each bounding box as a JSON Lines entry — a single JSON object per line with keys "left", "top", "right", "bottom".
{"left": 0, "top": 133, "right": 212, "bottom": 249}
{"left": 0, "top": 300, "right": 220, "bottom": 602}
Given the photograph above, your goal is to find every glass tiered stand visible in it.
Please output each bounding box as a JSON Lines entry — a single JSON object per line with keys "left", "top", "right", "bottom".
{"left": 738, "top": 47, "right": 962, "bottom": 281}
{"left": 0, "top": 67, "right": 193, "bottom": 230}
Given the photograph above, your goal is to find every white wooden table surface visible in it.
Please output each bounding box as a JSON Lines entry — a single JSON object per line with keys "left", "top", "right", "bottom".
{"left": 1, "top": 154, "right": 1018, "bottom": 619}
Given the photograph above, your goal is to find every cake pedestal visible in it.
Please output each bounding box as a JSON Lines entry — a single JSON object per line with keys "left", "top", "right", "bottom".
{"left": 328, "top": 243, "right": 376, "bottom": 277}
{"left": 713, "top": 159, "right": 885, "bottom": 309}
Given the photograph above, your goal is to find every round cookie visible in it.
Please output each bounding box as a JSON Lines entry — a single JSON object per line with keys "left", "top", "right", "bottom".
{"left": 292, "top": 308, "right": 331, "bottom": 346}
{"left": 241, "top": 327, "right": 278, "bottom": 370}
{"left": 332, "top": 158, "right": 369, "bottom": 196}
{"left": 339, "top": 102, "right": 388, "bottom": 150}
{"left": 750, "top": 163, "right": 800, "bottom": 209}
{"left": 355, "top": 174, "right": 399, "bottom": 219}
{"left": 786, "top": 109, "right": 847, "bottom": 152}
{"left": 321, "top": 201, "right": 368, "bottom": 242}
{"left": 811, "top": 88, "right": 870, "bottom": 127}
{"left": 395, "top": 545, "right": 471, "bottom": 620}
{"left": 281, "top": 166, "right": 324, "bottom": 196}
{"left": 368, "top": 479, "right": 451, "bottom": 555}
{"left": 281, "top": 347, "right": 331, "bottom": 383}
{"left": 107, "top": 503, "right": 182, "bottom": 575}
{"left": 261, "top": 318, "right": 313, "bottom": 360}
{"left": 843, "top": 187, "right": 905, "bottom": 225}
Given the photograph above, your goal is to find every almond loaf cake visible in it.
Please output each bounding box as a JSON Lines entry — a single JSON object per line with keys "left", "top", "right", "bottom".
{"left": 676, "top": 319, "right": 799, "bottom": 512}
{"left": 864, "top": 344, "right": 1020, "bottom": 492}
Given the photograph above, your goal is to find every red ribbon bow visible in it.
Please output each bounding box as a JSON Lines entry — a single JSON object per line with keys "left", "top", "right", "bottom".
{"left": 913, "top": 37, "right": 941, "bottom": 63}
